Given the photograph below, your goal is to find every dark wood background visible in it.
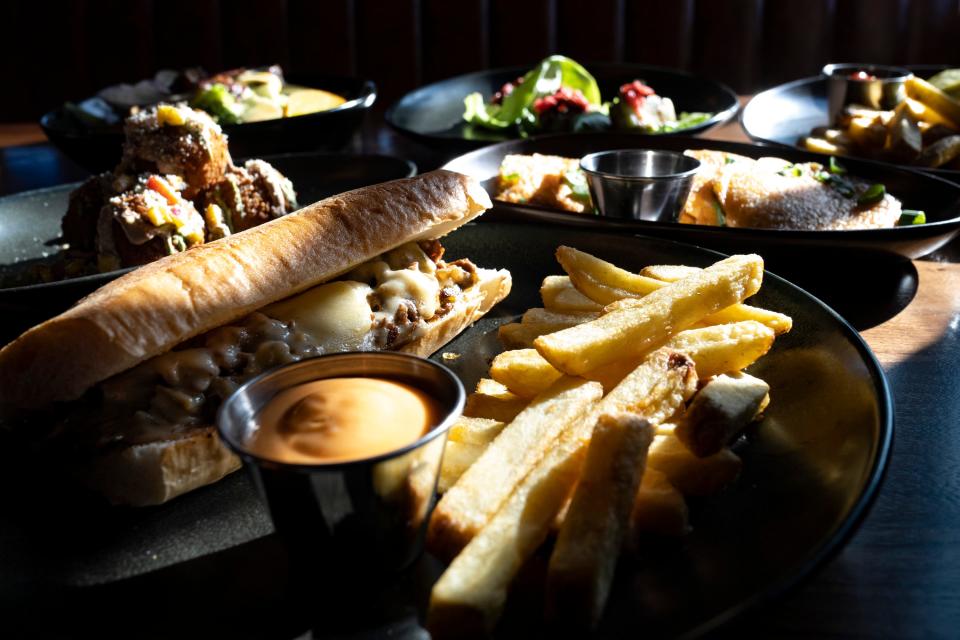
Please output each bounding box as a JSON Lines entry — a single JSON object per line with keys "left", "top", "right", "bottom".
{"left": 2, "top": 0, "right": 959, "bottom": 121}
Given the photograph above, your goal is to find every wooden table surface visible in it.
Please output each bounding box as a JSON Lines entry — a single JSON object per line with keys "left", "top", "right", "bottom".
{"left": 1, "top": 112, "right": 959, "bottom": 638}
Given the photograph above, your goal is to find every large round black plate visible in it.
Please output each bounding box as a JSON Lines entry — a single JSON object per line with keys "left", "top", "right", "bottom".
{"left": 0, "top": 224, "right": 891, "bottom": 639}
{"left": 741, "top": 65, "right": 959, "bottom": 182}
{"left": 0, "top": 152, "right": 415, "bottom": 336}
{"left": 442, "top": 132, "right": 960, "bottom": 258}
{"left": 386, "top": 64, "right": 738, "bottom": 150}
{"left": 40, "top": 74, "right": 377, "bottom": 174}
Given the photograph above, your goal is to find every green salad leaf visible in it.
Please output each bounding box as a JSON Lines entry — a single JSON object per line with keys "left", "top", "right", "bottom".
{"left": 658, "top": 112, "right": 712, "bottom": 133}
{"left": 463, "top": 55, "right": 601, "bottom": 131}
{"left": 191, "top": 83, "right": 243, "bottom": 125}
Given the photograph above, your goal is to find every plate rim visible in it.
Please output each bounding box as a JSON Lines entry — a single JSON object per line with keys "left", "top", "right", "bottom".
{"left": 385, "top": 62, "right": 740, "bottom": 143}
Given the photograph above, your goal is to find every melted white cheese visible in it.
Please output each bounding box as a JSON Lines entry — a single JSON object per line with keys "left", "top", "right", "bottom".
{"left": 262, "top": 280, "right": 374, "bottom": 352}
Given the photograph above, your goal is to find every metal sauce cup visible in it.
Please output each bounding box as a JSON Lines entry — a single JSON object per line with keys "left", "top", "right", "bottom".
{"left": 822, "top": 63, "right": 913, "bottom": 123}
{"left": 580, "top": 149, "right": 700, "bottom": 222}
{"left": 217, "top": 352, "right": 464, "bottom": 585}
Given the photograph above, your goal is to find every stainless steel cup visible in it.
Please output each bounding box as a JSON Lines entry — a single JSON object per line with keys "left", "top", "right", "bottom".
{"left": 580, "top": 149, "right": 700, "bottom": 222}
{"left": 217, "top": 352, "right": 465, "bottom": 583}
{"left": 822, "top": 63, "right": 913, "bottom": 124}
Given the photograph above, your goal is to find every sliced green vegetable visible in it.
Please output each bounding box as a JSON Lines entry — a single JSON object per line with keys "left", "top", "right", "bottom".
{"left": 659, "top": 112, "right": 712, "bottom": 133}
{"left": 712, "top": 198, "right": 726, "bottom": 226}
{"left": 898, "top": 209, "right": 927, "bottom": 225}
{"left": 828, "top": 156, "right": 847, "bottom": 175}
{"left": 501, "top": 172, "right": 521, "bottom": 183}
{"left": 724, "top": 156, "right": 737, "bottom": 164}
{"left": 563, "top": 169, "right": 592, "bottom": 205}
{"left": 777, "top": 164, "right": 802, "bottom": 177}
{"left": 857, "top": 183, "right": 886, "bottom": 206}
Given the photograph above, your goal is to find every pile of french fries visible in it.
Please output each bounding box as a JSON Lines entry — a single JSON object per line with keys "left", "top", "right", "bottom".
{"left": 803, "top": 75, "right": 960, "bottom": 168}
{"left": 425, "top": 246, "right": 793, "bottom": 637}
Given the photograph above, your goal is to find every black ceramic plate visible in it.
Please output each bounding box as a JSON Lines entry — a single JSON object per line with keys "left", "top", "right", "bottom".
{"left": 741, "top": 65, "right": 959, "bottom": 182}
{"left": 0, "top": 152, "right": 415, "bottom": 337}
{"left": 40, "top": 74, "right": 377, "bottom": 174}
{"left": 386, "top": 64, "right": 738, "bottom": 150}
{"left": 442, "top": 132, "right": 960, "bottom": 258}
{"left": 1, "top": 224, "right": 891, "bottom": 639}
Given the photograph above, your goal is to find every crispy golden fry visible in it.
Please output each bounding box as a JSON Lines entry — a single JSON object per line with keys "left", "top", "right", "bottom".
{"left": 545, "top": 413, "right": 654, "bottom": 629}
{"left": 639, "top": 264, "right": 701, "bottom": 282}
{"left": 490, "top": 348, "right": 565, "bottom": 398}
{"left": 463, "top": 379, "right": 528, "bottom": 423}
{"left": 583, "top": 321, "right": 775, "bottom": 390}
{"left": 632, "top": 263, "right": 792, "bottom": 334}
{"left": 904, "top": 97, "right": 959, "bottom": 130}
{"left": 439, "top": 441, "right": 485, "bottom": 494}
{"left": 541, "top": 275, "right": 603, "bottom": 312}
{"left": 556, "top": 245, "right": 663, "bottom": 303}
{"left": 906, "top": 75, "right": 960, "bottom": 129}
{"left": 427, "top": 407, "right": 591, "bottom": 639}
{"left": 498, "top": 322, "right": 566, "bottom": 349}
{"left": 885, "top": 102, "right": 923, "bottom": 161}
{"left": 428, "top": 377, "right": 602, "bottom": 560}
{"left": 628, "top": 468, "right": 690, "bottom": 539}
{"left": 522, "top": 307, "right": 599, "bottom": 325}
{"left": 447, "top": 416, "right": 505, "bottom": 446}
{"left": 648, "top": 434, "right": 742, "bottom": 496}
{"left": 802, "top": 136, "right": 846, "bottom": 155}
{"left": 536, "top": 254, "right": 764, "bottom": 375}
{"left": 918, "top": 134, "right": 960, "bottom": 168}
{"left": 846, "top": 115, "right": 887, "bottom": 149}
{"left": 674, "top": 372, "right": 770, "bottom": 457}
{"left": 429, "top": 349, "right": 694, "bottom": 636}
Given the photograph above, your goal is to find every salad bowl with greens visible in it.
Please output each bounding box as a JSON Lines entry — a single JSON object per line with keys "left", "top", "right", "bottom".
{"left": 387, "top": 56, "right": 738, "bottom": 148}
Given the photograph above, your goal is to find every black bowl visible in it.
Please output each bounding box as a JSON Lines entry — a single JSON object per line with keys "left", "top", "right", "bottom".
{"left": 386, "top": 63, "right": 739, "bottom": 151}
{"left": 40, "top": 74, "right": 377, "bottom": 174}
{"left": 741, "top": 64, "right": 959, "bottom": 183}
{"left": 442, "top": 132, "right": 960, "bottom": 259}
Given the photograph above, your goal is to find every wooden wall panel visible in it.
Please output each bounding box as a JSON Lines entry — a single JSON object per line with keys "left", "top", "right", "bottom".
{"left": 489, "top": 0, "right": 556, "bottom": 67}
{"left": 625, "top": 0, "right": 693, "bottom": 69}
{"left": 421, "top": 0, "right": 488, "bottom": 82}
{"left": 220, "top": 0, "right": 289, "bottom": 70}
{"left": 903, "top": 0, "right": 960, "bottom": 66}
{"left": 155, "top": 0, "right": 223, "bottom": 72}
{"left": 556, "top": 0, "right": 623, "bottom": 63}
{"left": 4, "top": 0, "right": 960, "bottom": 121}
{"left": 833, "top": 0, "right": 906, "bottom": 65}
{"left": 355, "top": 0, "right": 421, "bottom": 104}
{"left": 690, "top": 0, "right": 763, "bottom": 93}
{"left": 287, "top": 0, "right": 356, "bottom": 76}
{"left": 759, "top": 0, "right": 834, "bottom": 89}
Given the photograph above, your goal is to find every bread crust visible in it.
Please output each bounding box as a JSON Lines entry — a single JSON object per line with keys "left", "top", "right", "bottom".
{"left": 86, "top": 267, "right": 512, "bottom": 506}
{"left": 0, "top": 171, "right": 492, "bottom": 410}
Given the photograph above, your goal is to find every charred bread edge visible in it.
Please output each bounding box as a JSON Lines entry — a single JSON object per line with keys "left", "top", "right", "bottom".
{"left": 0, "top": 170, "right": 492, "bottom": 410}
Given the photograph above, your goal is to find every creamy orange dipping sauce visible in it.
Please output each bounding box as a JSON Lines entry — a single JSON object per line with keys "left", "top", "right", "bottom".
{"left": 247, "top": 377, "right": 440, "bottom": 464}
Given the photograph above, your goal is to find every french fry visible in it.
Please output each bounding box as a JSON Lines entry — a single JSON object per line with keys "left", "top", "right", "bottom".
{"left": 536, "top": 254, "right": 764, "bottom": 375}
{"left": 628, "top": 468, "right": 690, "bottom": 539}
{"left": 490, "top": 348, "right": 565, "bottom": 398}
{"left": 917, "top": 134, "right": 960, "bottom": 168}
{"left": 463, "top": 379, "right": 528, "bottom": 422}
{"left": 428, "top": 349, "right": 695, "bottom": 636}
{"left": 885, "top": 102, "right": 923, "bottom": 161}
{"left": 428, "top": 407, "right": 593, "bottom": 638}
{"left": 439, "top": 441, "right": 485, "bottom": 493}
{"left": 583, "top": 321, "right": 776, "bottom": 390}
{"left": 540, "top": 275, "right": 603, "bottom": 312}
{"left": 522, "top": 307, "right": 598, "bottom": 325}
{"left": 428, "top": 377, "right": 602, "bottom": 560}
{"left": 802, "top": 136, "right": 845, "bottom": 155}
{"left": 639, "top": 264, "right": 701, "bottom": 282}
{"left": 545, "top": 413, "right": 655, "bottom": 629}
{"left": 498, "top": 322, "right": 566, "bottom": 349}
{"left": 673, "top": 372, "right": 770, "bottom": 457}
{"left": 648, "top": 434, "right": 742, "bottom": 496}
{"left": 562, "top": 246, "right": 790, "bottom": 334}
{"left": 903, "top": 96, "right": 959, "bottom": 130}
{"left": 905, "top": 75, "right": 960, "bottom": 129}
{"left": 447, "top": 416, "right": 505, "bottom": 446}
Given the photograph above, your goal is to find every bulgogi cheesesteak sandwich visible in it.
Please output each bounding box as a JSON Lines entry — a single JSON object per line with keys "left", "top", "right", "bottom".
{"left": 0, "top": 170, "right": 511, "bottom": 506}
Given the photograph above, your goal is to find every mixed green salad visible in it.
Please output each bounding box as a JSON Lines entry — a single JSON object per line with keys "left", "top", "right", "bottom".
{"left": 463, "top": 56, "right": 712, "bottom": 137}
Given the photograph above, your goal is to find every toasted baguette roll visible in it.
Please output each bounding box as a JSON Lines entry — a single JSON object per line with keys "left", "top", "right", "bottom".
{"left": 0, "top": 170, "right": 491, "bottom": 410}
